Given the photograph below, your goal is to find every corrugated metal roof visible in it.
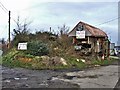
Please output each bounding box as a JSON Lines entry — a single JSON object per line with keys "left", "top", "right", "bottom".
{"left": 68, "top": 21, "right": 107, "bottom": 37}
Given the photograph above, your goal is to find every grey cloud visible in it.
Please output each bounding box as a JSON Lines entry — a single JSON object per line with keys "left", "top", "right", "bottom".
{"left": 14, "top": 2, "right": 119, "bottom": 43}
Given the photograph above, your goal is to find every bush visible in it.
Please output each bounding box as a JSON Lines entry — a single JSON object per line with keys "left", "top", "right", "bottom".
{"left": 25, "top": 41, "right": 49, "bottom": 56}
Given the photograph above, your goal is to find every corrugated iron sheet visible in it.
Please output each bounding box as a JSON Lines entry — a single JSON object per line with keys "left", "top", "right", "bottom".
{"left": 69, "top": 21, "right": 107, "bottom": 37}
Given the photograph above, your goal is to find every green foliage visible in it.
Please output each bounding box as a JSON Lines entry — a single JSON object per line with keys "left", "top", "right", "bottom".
{"left": 66, "top": 57, "right": 86, "bottom": 69}
{"left": 1, "top": 47, "right": 118, "bottom": 70}
{"left": 91, "top": 58, "right": 117, "bottom": 66}
{"left": 12, "top": 34, "right": 29, "bottom": 47}
{"left": 2, "top": 48, "right": 32, "bottom": 68}
{"left": 0, "top": 56, "right": 2, "bottom": 64}
{"left": 25, "top": 41, "right": 49, "bottom": 56}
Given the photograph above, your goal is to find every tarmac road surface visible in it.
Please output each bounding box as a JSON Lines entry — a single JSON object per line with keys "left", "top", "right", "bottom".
{"left": 1, "top": 60, "right": 119, "bottom": 89}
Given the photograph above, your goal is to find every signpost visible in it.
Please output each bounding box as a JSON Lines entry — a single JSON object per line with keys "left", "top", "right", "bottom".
{"left": 18, "top": 43, "right": 27, "bottom": 50}
{"left": 76, "top": 31, "right": 85, "bottom": 39}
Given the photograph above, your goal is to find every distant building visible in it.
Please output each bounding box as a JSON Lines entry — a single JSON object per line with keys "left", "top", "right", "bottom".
{"left": 114, "top": 46, "right": 120, "bottom": 55}
{"left": 68, "top": 21, "right": 110, "bottom": 57}
{"left": 110, "top": 43, "right": 115, "bottom": 55}
{"left": 0, "top": 40, "right": 8, "bottom": 54}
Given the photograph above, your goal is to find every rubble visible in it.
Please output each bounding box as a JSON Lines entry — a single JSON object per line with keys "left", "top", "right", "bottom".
{"left": 76, "top": 59, "right": 80, "bottom": 62}
{"left": 60, "top": 58, "right": 67, "bottom": 66}
{"left": 41, "top": 56, "right": 67, "bottom": 66}
{"left": 95, "top": 65, "right": 100, "bottom": 67}
{"left": 80, "top": 59, "right": 86, "bottom": 63}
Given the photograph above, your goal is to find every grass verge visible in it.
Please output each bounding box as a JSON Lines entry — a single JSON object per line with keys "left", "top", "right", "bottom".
{"left": 1, "top": 48, "right": 118, "bottom": 70}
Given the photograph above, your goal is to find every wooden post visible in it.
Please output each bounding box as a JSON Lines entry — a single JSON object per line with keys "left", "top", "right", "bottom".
{"left": 102, "top": 38, "right": 105, "bottom": 60}
{"left": 8, "top": 11, "right": 11, "bottom": 49}
{"left": 88, "top": 36, "right": 89, "bottom": 44}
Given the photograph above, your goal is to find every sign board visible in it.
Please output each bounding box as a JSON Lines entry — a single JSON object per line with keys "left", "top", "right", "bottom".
{"left": 18, "top": 43, "right": 27, "bottom": 50}
{"left": 76, "top": 31, "right": 85, "bottom": 39}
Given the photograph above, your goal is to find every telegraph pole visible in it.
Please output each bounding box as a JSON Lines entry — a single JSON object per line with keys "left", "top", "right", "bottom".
{"left": 8, "top": 11, "right": 11, "bottom": 49}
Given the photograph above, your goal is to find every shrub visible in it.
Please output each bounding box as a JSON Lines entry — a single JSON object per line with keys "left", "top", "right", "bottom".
{"left": 25, "top": 41, "right": 49, "bottom": 56}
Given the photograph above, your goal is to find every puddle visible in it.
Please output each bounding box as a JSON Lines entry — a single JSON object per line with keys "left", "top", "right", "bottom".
{"left": 14, "top": 78, "right": 20, "bottom": 80}
{"left": 39, "top": 81, "right": 48, "bottom": 86}
{"left": 21, "top": 78, "right": 28, "bottom": 80}
{"left": 39, "top": 83, "right": 48, "bottom": 86}
{"left": 63, "top": 75, "right": 76, "bottom": 80}
{"left": 63, "top": 74, "right": 98, "bottom": 80}
{"left": 50, "top": 73, "right": 99, "bottom": 81}
{"left": 3, "top": 80, "right": 11, "bottom": 83}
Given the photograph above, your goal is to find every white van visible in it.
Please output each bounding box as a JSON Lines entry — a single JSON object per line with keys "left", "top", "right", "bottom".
{"left": 114, "top": 46, "right": 120, "bottom": 56}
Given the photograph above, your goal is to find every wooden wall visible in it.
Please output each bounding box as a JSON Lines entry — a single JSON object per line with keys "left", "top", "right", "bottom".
{"left": 72, "top": 36, "right": 110, "bottom": 57}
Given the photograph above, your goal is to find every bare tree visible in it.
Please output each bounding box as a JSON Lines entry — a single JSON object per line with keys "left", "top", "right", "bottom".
{"left": 58, "top": 24, "right": 70, "bottom": 35}
{"left": 0, "top": 38, "right": 5, "bottom": 44}
{"left": 12, "top": 16, "right": 32, "bottom": 36}
{"left": 12, "top": 16, "right": 32, "bottom": 46}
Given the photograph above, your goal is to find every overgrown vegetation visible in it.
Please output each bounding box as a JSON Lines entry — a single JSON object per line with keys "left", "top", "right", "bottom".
{"left": 1, "top": 49, "right": 30, "bottom": 68}
{"left": 25, "top": 41, "right": 49, "bottom": 56}
{"left": 1, "top": 47, "right": 118, "bottom": 70}
{"left": 1, "top": 16, "right": 118, "bottom": 70}
{"left": 91, "top": 58, "right": 118, "bottom": 66}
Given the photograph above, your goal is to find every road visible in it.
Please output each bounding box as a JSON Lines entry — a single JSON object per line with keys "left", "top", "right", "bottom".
{"left": 54, "top": 65, "right": 119, "bottom": 88}
{"left": 1, "top": 60, "right": 119, "bottom": 89}
{"left": 2, "top": 66, "right": 79, "bottom": 88}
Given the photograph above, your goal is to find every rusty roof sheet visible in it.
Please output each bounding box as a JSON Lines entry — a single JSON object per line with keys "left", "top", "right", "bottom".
{"left": 69, "top": 21, "right": 107, "bottom": 37}
{"left": 81, "top": 21, "right": 107, "bottom": 37}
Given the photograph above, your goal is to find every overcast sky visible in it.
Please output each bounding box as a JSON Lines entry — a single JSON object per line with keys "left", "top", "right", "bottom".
{"left": 0, "top": 0, "right": 119, "bottom": 45}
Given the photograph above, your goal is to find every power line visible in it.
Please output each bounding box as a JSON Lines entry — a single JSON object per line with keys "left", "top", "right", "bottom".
{"left": 0, "top": 1, "right": 29, "bottom": 23}
{"left": 96, "top": 17, "right": 119, "bottom": 26}
{"left": 11, "top": 17, "right": 17, "bottom": 23}
{"left": 0, "top": 1, "right": 8, "bottom": 14}
{"left": 22, "top": 4, "right": 119, "bottom": 26}
{"left": 0, "top": 4, "right": 7, "bottom": 13}
{"left": 0, "top": 1, "right": 17, "bottom": 23}
{"left": 0, "top": 1, "right": 11, "bottom": 47}
{"left": 1, "top": 0, "right": 117, "bottom": 26}
{"left": 0, "top": 1, "right": 119, "bottom": 30}
{"left": 0, "top": 2, "right": 8, "bottom": 11}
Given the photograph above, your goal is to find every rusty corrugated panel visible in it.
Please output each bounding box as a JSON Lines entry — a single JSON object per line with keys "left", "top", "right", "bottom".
{"left": 85, "top": 25, "right": 107, "bottom": 37}
{"left": 68, "top": 21, "right": 108, "bottom": 37}
{"left": 80, "top": 21, "right": 107, "bottom": 37}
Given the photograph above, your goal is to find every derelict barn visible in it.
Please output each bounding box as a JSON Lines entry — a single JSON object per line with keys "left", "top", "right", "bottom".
{"left": 68, "top": 21, "right": 110, "bottom": 58}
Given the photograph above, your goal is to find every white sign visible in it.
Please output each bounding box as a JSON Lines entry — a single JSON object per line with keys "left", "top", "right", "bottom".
{"left": 18, "top": 43, "right": 27, "bottom": 50}
{"left": 76, "top": 31, "right": 85, "bottom": 39}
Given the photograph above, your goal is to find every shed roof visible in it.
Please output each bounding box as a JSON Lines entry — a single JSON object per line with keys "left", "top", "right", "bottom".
{"left": 68, "top": 21, "right": 107, "bottom": 37}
